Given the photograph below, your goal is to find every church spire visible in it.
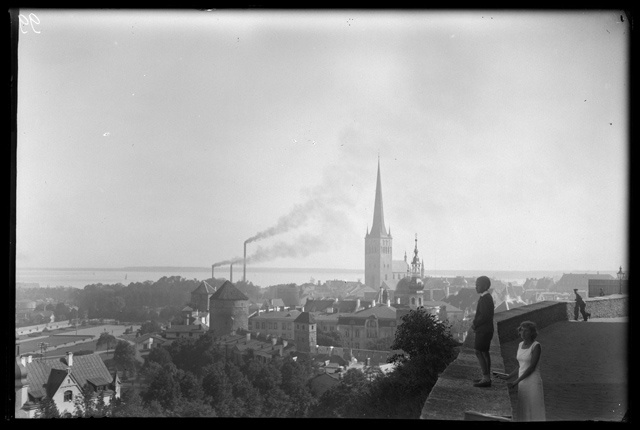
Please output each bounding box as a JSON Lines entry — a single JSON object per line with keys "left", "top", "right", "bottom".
{"left": 369, "top": 158, "right": 388, "bottom": 238}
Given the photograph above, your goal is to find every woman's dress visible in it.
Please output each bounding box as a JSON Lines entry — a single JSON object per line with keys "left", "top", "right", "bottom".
{"left": 516, "top": 340, "right": 546, "bottom": 421}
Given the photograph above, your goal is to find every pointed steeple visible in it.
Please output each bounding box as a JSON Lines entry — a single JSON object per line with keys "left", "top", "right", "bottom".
{"left": 369, "top": 158, "right": 388, "bottom": 238}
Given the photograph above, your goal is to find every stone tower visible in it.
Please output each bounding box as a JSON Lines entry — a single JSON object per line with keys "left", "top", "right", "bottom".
{"left": 365, "top": 158, "right": 393, "bottom": 289}
{"left": 208, "top": 281, "right": 249, "bottom": 336}
{"left": 191, "top": 280, "right": 216, "bottom": 313}
{"left": 293, "top": 312, "right": 317, "bottom": 354}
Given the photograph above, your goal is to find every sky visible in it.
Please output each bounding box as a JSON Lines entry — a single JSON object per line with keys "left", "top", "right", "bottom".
{"left": 14, "top": 9, "right": 629, "bottom": 272}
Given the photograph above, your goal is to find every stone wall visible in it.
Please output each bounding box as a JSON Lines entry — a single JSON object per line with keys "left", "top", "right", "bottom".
{"left": 420, "top": 320, "right": 511, "bottom": 420}
{"left": 564, "top": 294, "right": 628, "bottom": 320}
{"left": 495, "top": 301, "right": 569, "bottom": 344}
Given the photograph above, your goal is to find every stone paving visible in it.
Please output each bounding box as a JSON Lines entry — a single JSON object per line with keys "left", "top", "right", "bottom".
{"left": 500, "top": 317, "right": 628, "bottom": 421}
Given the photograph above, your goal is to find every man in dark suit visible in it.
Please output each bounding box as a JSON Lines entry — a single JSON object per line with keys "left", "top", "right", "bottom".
{"left": 574, "top": 289, "right": 591, "bottom": 321}
{"left": 472, "top": 276, "right": 494, "bottom": 387}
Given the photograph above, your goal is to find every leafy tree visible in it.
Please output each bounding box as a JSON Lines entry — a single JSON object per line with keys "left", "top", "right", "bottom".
{"left": 176, "top": 369, "right": 204, "bottom": 401}
{"left": 310, "top": 368, "right": 369, "bottom": 418}
{"left": 138, "top": 320, "right": 163, "bottom": 335}
{"left": 35, "top": 396, "right": 60, "bottom": 418}
{"left": 96, "top": 332, "right": 117, "bottom": 355}
{"left": 201, "top": 362, "right": 235, "bottom": 416}
{"left": 145, "top": 346, "right": 173, "bottom": 368}
{"left": 113, "top": 340, "right": 138, "bottom": 379}
{"left": 144, "top": 363, "right": 182, "bottom": 410}
{"left": 111, "top": 390, "right": 160, "bottom": 417}
{"left": 389, "top": 307, "right": 458, "bottom": 380}
{"left": 317, "top": 329, "right": 344, "bottom": 347}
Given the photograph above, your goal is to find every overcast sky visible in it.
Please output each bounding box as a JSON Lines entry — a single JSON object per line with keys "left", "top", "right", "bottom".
{"left": 15, "top": 9, "right": 628, "bottom": 272}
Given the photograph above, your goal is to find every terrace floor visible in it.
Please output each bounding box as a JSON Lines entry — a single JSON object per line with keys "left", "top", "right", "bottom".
{"left": 500, "top": 317, "right": 628, "bottom": 421}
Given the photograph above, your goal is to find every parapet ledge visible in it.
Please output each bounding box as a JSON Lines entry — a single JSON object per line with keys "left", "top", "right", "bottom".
{"left": 420, "top": 320, "right": 512, "bottom": 420}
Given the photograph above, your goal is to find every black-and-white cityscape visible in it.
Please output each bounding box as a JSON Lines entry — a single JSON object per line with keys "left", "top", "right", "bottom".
{"left": 12, "top": 9, "right": 628, "bottom": 421}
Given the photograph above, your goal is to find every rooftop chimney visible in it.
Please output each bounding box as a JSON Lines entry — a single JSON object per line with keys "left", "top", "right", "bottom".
{"left": 211, "top": 264, "right": 215, "bottom": 279}
{"left": 27, "top": 355, "right": 32, "bottom": 364}
{"left": 356, "top": 299, "right": 360, "bottom": 310}
{"left": 386, "top": 299, "right": 391, "bottom": 307}
{"left": 246, "top": 332, "right": 251, "bottom": 343}
{"left": 20, "top": 356, "right": 26, "bottom": 367}
{"left": 66, "top": 351, "right": 73, "bottom": 366}
{"left": 372, "top": 299, "right": 376, "bottom": 307}
{"left": 230, "top": 263, "right": 233, "bottom": 283}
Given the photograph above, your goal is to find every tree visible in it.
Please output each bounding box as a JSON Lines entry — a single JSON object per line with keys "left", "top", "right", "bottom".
{"left": 35, "top": 396, "right": 60, "bottom": 418}
{"left": 201, "top": 362, "right": 235, "bottom": 416}
{"left": 113, "top": 340, "right": 138, "bottom": 379}
{"left": 310, "top": 368, "right": 369, "bottom": 418}
{"left": 389, "top": 307, "right": 458, "bottom": 378}
{"left": 96, "top": 332, "right": 117, "bottom": 355}
{"left": 144, "top": 363, "right": 182, "bottom": 410}
{"left": 317, "top": 329, "right": 344, "bottom": 347}
{"left": 145, "top": 346, "right": 173, "bottom": 368}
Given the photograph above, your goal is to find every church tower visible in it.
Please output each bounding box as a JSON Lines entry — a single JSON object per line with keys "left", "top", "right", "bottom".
{"left": 365, "top": 159, "right": 393, "bottom": 289}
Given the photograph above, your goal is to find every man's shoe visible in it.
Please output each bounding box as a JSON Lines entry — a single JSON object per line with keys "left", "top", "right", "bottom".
{"left": 473, "top": 380, "right": 491, "bottom": 388}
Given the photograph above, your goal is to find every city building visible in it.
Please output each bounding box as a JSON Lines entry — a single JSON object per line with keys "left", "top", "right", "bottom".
{"left": 337, "top": 303, "right": 398, "bottom": 350}
{"left": 248, "top": 309, "right": 301, "bottom": 340}
{"left": 15, "top": 351, "right": 120, "bottom": 418}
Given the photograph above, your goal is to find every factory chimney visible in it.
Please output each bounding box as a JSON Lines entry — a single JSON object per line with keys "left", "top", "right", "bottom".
{"left": 211, "top": 264, "right": 215, "bottom": 280}
{"left": 230, "top": 263, "right": 233, "bottom": 283}
{"left": 243, "top": 241, "right": 247, "bottom": 283}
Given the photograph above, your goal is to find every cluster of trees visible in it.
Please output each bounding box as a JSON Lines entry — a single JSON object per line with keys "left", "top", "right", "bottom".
{"left": 36, "top": 307, "right": 459, "bottom": 418}
{"left": 310, "top": 308, "right": 459, "bottom": 418}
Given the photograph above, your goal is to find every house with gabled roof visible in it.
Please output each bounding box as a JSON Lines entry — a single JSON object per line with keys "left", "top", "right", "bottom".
{"left": 15, "top": 351, "right": 120, "bottom": 418}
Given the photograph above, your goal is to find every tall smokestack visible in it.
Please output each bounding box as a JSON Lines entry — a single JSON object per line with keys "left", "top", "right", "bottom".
{"left": 211, "top": 264, "right": 215, "bottom": 280}
{"left": 243, "top": 241, "right": 247, "bottom": 283}
{"left": 230, "top": 263, "right": 233, "bottom": 283}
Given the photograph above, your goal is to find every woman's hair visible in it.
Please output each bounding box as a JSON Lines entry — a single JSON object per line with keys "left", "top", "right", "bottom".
{"left": 518, "top": 321, "right": 538, "bottom": 340}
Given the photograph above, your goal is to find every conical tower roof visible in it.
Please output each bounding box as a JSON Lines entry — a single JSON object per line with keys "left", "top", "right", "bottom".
{"left": 368, "top": 158, "right": 390, "bottom": 238}
{"left": 210, "top": 281, "right": 249, "bottom": 301}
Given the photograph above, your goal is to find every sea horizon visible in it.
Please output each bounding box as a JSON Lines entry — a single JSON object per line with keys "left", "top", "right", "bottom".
{"left": 15, "top": 266, "right": 619, "bottom": 290}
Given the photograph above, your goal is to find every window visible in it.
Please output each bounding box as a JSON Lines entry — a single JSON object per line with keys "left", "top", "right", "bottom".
{"left": 355, "top": 329, "right": 360, "bottom": 338}
{"left": 64, "top": 390, "right": 73, "bottom": 402}
{"left": 411, "top": 297, "right": 416, "bottom": 305}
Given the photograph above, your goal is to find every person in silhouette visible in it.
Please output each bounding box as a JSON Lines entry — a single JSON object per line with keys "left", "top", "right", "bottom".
{"left": 573, "top": 289, "right": 590, "bottom": 321}
{"left": 472, "top": 275, "right": 494, "bottom": 387}
{"left": 599, "top": 288, "right": 605, "bottom": 297}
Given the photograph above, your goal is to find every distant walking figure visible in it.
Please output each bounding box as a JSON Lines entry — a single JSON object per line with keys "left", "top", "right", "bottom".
{"left": 599, "top": 288, "right": 605, "bottom": 297}
{"left": 497, "top": 321, "right": 546, "bottom": 421}
{"left": 472, "top": 276, "right": 494, "bottom": 388}
{"left": 573, "top": 289, "right": 590, "bottom": 321}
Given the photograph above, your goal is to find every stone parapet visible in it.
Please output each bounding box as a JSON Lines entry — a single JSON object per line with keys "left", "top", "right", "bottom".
{"left": 420, "top": 320, "right": 511, "bottom": 420}
{"left": 564, "top": 294, "right": 628, "bottom": 320}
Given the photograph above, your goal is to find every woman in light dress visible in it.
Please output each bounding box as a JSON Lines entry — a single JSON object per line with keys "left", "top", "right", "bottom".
{"left": 497, "top": 321, "right": 546, "bottom": 421}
